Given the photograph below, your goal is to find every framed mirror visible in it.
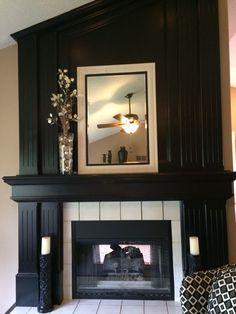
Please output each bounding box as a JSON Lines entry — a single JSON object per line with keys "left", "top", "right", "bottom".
{"left": 77, "top": 63, "right": 158, "bottom": 174}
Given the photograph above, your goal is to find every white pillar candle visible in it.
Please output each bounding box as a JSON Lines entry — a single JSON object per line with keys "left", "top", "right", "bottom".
{"left": 41, "top": 237, "right": 51, "bottom": 255}
{"left": 189, "top": 236, "right": 200, "bottom": 256}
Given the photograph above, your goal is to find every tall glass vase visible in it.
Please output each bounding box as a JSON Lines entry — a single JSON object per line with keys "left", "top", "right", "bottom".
{"left": 58, "top": 133, "right": 74, "bottom": 175}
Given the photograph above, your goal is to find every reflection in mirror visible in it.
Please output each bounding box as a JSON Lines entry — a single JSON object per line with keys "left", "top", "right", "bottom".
{"left": 77, "top": 63, "right": 158, "bottom": 174}
{"left": 86, "top": 72, "right": 148, "bottom": 165}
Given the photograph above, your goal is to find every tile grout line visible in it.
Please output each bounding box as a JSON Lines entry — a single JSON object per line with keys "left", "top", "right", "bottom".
{"left": 119, "top": 299, "right": 123, "bottom": 314}
{"left": 78, "top": 202, "right": 80, "bottom": 221}
{"left": 165, "top": 301, "right": 168, "bottom": 314}
{"left": 166, "top": 301, "right": 170, "bottom": 314}
{"left": 162, "top": 200, "right": 164, "bottom": 220}
{"left": 99, "top": 201, "right": 101, "bottom": 221}
{"left": 95, "top": 299, "right": 102, "bottom": 313}
{"left": 141, "top": 201, "right": 143, "bottom": 220}
{"left": 72, "top": 299, "right": 80, "bottom": 313}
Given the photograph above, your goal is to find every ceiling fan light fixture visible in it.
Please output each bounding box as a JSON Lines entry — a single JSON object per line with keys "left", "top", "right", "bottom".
{"left": 97, "top": 92, "right": 141, "bottom": 134}
{"left": 122, "top": 120, "right": 140, "bottom": 134}
{"left": 121, "top": 95, "right": 140, "bottom": 134}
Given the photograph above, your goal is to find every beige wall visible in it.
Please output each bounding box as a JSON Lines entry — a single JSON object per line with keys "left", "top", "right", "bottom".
{"left": 231, "top": 87, "right": 236, "bottom": 132}
{"left": 229, "top": 87, "right": 236, "bottom": 262}
{"left": 219, "top": 0, "right": 236, "bottom": 263}
{"left": 0, "top": 44, "right": 19, "bottom": 313}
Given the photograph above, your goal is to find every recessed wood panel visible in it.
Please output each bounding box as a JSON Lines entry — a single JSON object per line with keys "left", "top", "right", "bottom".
{"left": 41, "top": 203, "right": 63, "bottom": 304}
{"left": 18, "top": 35, "right": 38, "bottom": 175}
{"left": 38, "top": 32, "right": 59, "bottom": 174}
{"left": 181, "top": 200, "right": 228, "bottom": 274}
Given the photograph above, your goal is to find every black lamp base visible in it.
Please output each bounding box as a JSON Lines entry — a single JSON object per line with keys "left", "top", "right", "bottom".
{"left": 37, "top": 305, "right": 53, "bottom": 314}
{"left": 187, "top": 254, "right": 201, "bottom": 274}
{"left": 37, "top": 254, "right": 53, "bottom": 313}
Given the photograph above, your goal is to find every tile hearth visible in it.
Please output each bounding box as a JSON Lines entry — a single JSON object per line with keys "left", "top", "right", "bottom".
{"left": 10, "top": 299, "right": 182, "bottom": 314}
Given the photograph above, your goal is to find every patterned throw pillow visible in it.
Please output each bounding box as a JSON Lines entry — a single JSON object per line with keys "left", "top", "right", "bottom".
{"left": 180, "top": 269, "right": 217, "bottom": 314}
{"left": 208, "top": 266, "right": 236, "bottom": 314}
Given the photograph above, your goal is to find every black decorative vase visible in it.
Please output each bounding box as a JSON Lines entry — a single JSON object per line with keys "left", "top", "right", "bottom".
{"left": 37, "top": 255, "right": 53, "bottom": 313}
{"left": 118, "top": 146, "right": 128, "bottom": 163}
{"left": 108, "top": 150, "right": 112, "bottom": 164}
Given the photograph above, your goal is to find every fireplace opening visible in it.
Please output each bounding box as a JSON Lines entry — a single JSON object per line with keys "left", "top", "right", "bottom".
{"left": 72, "top": 221, "right": 174, "bottom": 300}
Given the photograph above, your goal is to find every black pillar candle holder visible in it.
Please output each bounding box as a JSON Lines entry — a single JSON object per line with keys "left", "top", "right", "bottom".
{"left": 187, "top": 254, "right": 201, "bottom": 274}
{"left": 37, "top": 254, "right": 53, "bottom": 313}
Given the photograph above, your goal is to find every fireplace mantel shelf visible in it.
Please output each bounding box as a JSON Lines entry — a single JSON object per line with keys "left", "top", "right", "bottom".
{"left": 3, "top": 171, "right": 236, "bottom": 202}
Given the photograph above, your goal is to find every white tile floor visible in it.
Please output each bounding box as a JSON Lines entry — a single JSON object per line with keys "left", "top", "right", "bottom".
{"left": 10, "top": 299, "right": 182, "bottom": 314}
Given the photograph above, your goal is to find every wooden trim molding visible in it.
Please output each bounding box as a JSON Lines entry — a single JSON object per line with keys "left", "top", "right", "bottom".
{"left": 3, "top": 171, "right": 235, "bottom": 203}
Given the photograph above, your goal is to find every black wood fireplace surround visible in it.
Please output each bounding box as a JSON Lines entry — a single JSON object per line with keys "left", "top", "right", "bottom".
{"left": 3, "top": 0, "right": 236, "bottom": 306}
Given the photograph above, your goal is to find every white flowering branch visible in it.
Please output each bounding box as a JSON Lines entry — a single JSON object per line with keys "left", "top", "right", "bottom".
{"left": 47, "top": 69, "right": 78, "bottom": 137}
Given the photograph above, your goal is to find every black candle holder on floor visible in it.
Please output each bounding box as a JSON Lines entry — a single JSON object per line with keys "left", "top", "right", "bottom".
{"left": 187, "top": 254, "right": 201, "bottom": 274}
{"left": 37, "top": 254, "right": 53, "bottom": 313}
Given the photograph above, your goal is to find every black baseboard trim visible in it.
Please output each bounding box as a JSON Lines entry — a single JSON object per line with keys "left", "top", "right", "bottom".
{"left": 16, "top": 273, "right": 39, "bottom": 306}
{"left": 5, "top": 303, "right": 16, "bottom": 314}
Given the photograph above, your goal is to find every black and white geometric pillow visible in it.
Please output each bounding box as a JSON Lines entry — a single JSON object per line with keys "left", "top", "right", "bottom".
{"left": 180, "top": 269, "right": 217, "bottom": 314}
{"left": 208, "top": 266, "right": 236, "bottom": 314}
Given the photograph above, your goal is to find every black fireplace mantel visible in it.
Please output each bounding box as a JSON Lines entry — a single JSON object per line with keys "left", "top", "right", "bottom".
{"left": 3, "top": 171, "right": 235, "bottom": 203}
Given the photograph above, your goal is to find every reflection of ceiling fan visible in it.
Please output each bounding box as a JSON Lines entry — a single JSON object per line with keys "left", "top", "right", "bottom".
{"left": 97, "top": 93, "right": 140, "bottom": 134}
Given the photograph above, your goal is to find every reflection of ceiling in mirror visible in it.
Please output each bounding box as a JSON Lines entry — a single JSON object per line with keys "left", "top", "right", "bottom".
{"left": 87, "top": 73, "right": 147, "bottom": 143}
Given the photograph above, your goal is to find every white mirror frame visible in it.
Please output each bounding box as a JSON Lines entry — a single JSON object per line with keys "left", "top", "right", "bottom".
{"left": 77, "top": 63, "right": 158, "bottom": 174}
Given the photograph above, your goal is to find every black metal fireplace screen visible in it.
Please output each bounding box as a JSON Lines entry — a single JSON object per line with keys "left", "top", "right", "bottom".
{"left": 72, "top": 221, "right": 174, "bottom": 300}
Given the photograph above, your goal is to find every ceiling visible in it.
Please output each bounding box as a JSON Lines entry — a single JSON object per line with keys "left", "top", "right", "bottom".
{"left": 0, "top": 0, "right": 93, "bottom": 49}
{"left": 0, "top": 0, "right": 235, "bottom": 86}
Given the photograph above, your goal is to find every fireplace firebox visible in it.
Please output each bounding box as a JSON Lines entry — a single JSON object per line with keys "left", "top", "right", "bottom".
{"left": 72, "top": 221, "right": 174, "bottom": 300}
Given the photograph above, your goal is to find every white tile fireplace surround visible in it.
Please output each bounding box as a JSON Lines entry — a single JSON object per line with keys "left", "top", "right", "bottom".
{"left": 63, "top": 201, "right": 183, "bottom": 302}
